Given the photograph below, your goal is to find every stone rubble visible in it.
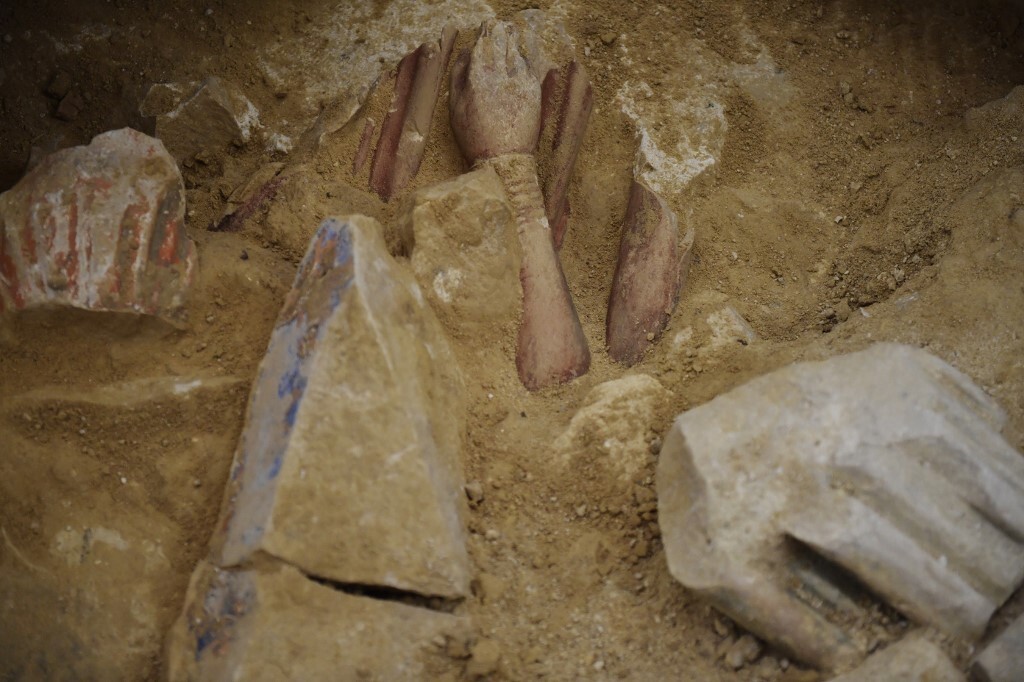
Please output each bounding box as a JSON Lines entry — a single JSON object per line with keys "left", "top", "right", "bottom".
{"left": 0, "top": 128, "right": 197, "bottom": 324}
{"left": 657, "top": 343, "right": 1024, "bottom": 672}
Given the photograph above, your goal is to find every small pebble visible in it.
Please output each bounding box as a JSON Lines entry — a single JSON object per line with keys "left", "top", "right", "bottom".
{"left": 240, "top": 249, "right": 249, "bottom": 260}
{"left": 465, "top": 480, "right": 484, "bottom": 503}
{"left": 725, "top": 634, "right": 762, "bottom": 670}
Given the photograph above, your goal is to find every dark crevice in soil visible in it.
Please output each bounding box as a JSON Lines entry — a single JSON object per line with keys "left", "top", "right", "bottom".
{"left": 303, "top": 570, "right": 463, "bottom": 614}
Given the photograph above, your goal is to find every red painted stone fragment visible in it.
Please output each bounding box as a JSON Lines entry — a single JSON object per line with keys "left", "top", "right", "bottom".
{"left": 538, "top": 60, "right": 593, "bottom": 249}
{"left": 606, "top": 180, "right": 695, "bottom": 365}
{"left": 0, "top": 128, "right": 198, "bottom": 324}
{"left": 369, "top": 26, "right": 457, "bottom": 201}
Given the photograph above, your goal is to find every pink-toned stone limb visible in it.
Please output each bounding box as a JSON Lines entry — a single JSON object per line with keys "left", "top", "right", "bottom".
{"left": 538, "top": 60, "right": 593, "bottom": 249}
{"left": 491, "top": 155, "right": 590, "bottom": 390}
{"left": 450, "top": 21, "right": 590, "bottom": 390}
{"left": 369, "top": 26, "right": 457, "bottom": 201}
{"left": 0, "top": 128, "right": 197, "bottom": 325}
{"left": 606, "top": 180, "right": 695, "bottom": 365}
{"left": 353, "top": 117, "right": 375, "bottom": 175}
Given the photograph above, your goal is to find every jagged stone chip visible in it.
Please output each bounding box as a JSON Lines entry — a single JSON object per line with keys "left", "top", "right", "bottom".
{"left": 166, "top": 561, "right": 470, "bottom": 681}
{"left": 0, "top": 128, "right": 197, "bottom": 325}
{"left": 142, "top": 77, "right": 260, "bottom": 162}
{"left": 211, "top": 215, "right": 470, "bottom": 599}
{"left": 657, "top": 343, "right": 1024, "bottom": 672}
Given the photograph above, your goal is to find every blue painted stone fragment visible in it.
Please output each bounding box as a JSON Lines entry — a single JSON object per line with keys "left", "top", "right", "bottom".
{"left": 209, "top": 215, "right": 470, "bottom": 600}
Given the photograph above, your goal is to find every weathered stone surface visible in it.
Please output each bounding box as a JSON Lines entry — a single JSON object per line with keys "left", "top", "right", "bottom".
{"left": 828, "top": 635, "right": 964, "bottom": 682}
{"left": 0, "top": 128, "right": 197, "bottom": 325}
{"left": 971, "top": 612, "right": 1024, "bottom": 682}
{"left": 657, "top": 343, "right": 1024, "bottom": 672}
{"left": 212, "top": 216, "right": 470, "bottom": 599}
{"left": 395, "top": 165, "right": 521, "bottom": 338}
{"left": 554, "top": 374, "right": 670, "bottom": 482}
{"left": 166, "top": 561, "right": 470, "bottom": 682}
{"left": 607, "top": 180, "right": 695, "bottom": 365}
{"left": 143, "top": 77, "right": 260, "bottom": 162}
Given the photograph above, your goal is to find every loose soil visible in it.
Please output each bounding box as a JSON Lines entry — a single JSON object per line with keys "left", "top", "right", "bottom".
{"left": 1, "top": 1, "right": 1023, "bottom": 680}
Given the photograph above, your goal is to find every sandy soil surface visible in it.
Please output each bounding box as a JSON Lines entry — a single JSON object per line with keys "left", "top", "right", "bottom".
{"left": 1, "top": 0, "right": 1023, "bottom": 680}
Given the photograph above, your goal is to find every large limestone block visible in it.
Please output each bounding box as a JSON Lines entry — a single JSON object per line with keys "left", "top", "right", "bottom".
{"left": 212, "top": 216, "right": 470, "bottom": 599}
{"left": 657, "top": 343, "right": 1024, "bottom": 672}
{"left": 142, "top": 77, "right": 260, "bottom": 162}
{"left": 394, "top": 166, "right": 521, "bottom": 338}
{"left": 166, "top": 561, "right": 470, "bottom": 682}
{"left": 0, "top": 128, "right": 197, "bottom": 324}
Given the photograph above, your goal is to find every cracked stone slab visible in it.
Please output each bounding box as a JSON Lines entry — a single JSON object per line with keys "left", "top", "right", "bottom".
{"left": 0, "top": 128, "right": 197, "bottom": 325}
{"left": 657, "top": 343, "right": 1024, "bottom": 672}
{"left": 166, "top": 561, "right": 470, "bottom": 682}
{"left": 211, "top": 215, "right": 470, "bottom": 599}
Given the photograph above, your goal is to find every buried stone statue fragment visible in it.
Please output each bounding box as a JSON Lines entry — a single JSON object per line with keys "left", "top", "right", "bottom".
{"left": 450, "top": 20, "right": 591, "bottom": 391}
{"left": 0, "top": 128, "right": 198, "bottom": 324}
{"left": 656, "top": 343, "right": 1024, "bottom": 672}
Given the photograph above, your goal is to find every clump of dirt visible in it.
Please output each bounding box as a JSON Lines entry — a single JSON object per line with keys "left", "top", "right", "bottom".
{"left": 1, "top": 0, "right": 1023, "bottom": 680}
